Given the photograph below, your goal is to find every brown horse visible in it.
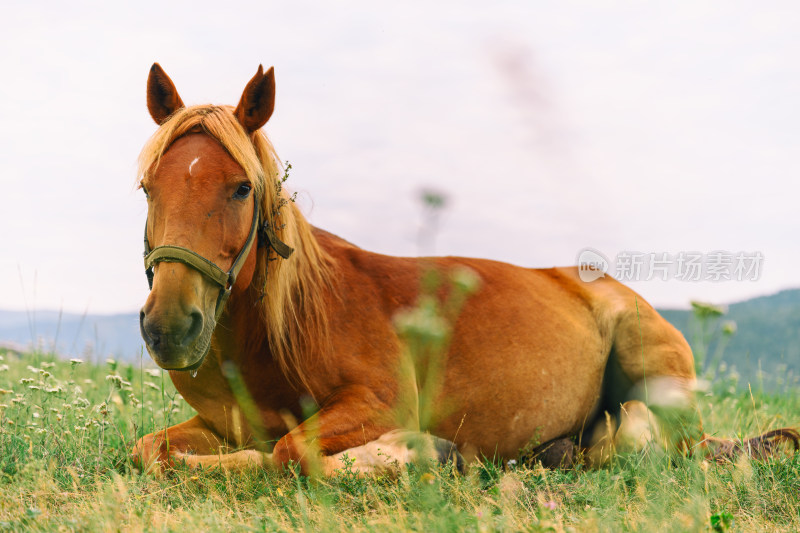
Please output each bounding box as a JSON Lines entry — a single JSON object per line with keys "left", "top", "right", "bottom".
{"left": 133, "top": 64, "right": 798, "bottom": 474}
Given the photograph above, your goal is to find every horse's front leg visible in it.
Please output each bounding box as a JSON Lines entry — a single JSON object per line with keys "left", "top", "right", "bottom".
{"left": 272, "top": 385, "right": 461, "bottom": 475}
{"left": 168, "top": 428, "right": 459, "bottom": 475}
{"left": 139, "top": 386, "right": 462, "bottom": 475}
{"left": 132, "top": 415, "right": 227, "bottom": 473}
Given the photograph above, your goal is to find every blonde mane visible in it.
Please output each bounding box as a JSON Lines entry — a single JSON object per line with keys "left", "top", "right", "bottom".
{"left": 137, "top": 105, "right": 334, "bottom": 390}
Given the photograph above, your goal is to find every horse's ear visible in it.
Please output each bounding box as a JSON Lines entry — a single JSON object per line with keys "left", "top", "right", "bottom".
{"left": 147, "top": 63, "right": 185, "bottom": 125}
{"left": 234, "top": 65, "right": 275, "bottom": 133}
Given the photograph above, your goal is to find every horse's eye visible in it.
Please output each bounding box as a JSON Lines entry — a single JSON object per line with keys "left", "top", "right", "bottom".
{"left": 141, "top": 185, "right": 149, "bottom": 198}
{"left": 234, "top": 183, "right": 252, "bottom": 199}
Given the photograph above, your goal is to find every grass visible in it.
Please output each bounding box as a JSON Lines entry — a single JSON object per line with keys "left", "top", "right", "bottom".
{"left": 0, "top": 348, "right": 798, "bottom": 532}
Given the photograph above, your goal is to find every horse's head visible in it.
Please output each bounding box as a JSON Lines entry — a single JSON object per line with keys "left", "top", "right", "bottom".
{"left": 138, "top": 63, "right": 276, "bottom": 371}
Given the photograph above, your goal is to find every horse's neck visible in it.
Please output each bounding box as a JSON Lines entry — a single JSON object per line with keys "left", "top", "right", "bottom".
{"left": 213, "top": 288, "right": 270, "bottom": 364}
{"left": 213, "top": 221, "right": 338, "bottom": 395}
{"left": 208, "top": 292, "right": 308, "bottom": 422}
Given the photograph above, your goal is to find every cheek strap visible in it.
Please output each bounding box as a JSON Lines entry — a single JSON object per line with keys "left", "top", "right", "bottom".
{"left": 143, "top": 198, "right": 293, "bottom": 322}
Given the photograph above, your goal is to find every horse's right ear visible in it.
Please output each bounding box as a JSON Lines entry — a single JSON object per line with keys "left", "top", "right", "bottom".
{"left": 147, "top": 63, "right": 185, "bottom": 125}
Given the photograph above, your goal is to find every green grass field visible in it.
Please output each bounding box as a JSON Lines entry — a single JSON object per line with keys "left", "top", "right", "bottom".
{"left": 0, "top": 348, "right": 798, "bottom": 532}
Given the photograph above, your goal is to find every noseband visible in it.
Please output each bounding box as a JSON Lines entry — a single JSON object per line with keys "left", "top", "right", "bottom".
{"left": 143, "top": 194, "right": 294, "bottom": 322}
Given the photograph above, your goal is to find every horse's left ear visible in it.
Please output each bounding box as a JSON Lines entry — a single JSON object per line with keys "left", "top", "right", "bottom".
{"left": 234, "top": 65, "right": 276, "bottom": 133}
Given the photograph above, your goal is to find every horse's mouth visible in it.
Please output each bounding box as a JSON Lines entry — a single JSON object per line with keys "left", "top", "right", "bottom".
{"left": 167, "top": 348, "right": 209, "bottom": 372}
{"left": 143, "top": 321, "right": 214, "bottom": 372}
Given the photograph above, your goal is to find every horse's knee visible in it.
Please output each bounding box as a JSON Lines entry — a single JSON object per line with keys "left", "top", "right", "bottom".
{"left": 131, "top": 431, "right": 171, "bottom": 473}
{"left": 585, "top": 400, "right": 666, "bottom": 466}
{"left": 380, "top": 430, "right": 463, "bottom": 471}
{"left": 323, "top": 430, "right": 464, "bottom": 475}
{"left": 272, "top": 433, "right": 305, "bottom": 470}
{"left": 132, "top": 421, "right": 228, "bottom": 474}
{"left": 614, "top": 400, "right": 663, "bottom": 453}
{"left": 629, "top": 377, "right": 703, "bottom": 449}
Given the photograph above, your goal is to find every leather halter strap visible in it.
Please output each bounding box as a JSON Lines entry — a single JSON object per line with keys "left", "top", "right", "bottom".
{"left": 143, "top": 197, "right": 293, "bottom": 322}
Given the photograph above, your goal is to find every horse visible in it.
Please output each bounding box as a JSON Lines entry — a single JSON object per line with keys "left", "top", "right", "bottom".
{"left": 132, "top": 63, "right": 798, "bottom": 474}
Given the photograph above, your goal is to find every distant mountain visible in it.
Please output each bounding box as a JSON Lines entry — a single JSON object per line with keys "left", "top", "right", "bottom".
{"left": 1, "top": 289, "right": 798, "bottom": 388}
{"left": 0, "top": 310, "right": 143, "bottom": 362}
{"left": 658, "top": 289, "right": 800, "bottom": 389}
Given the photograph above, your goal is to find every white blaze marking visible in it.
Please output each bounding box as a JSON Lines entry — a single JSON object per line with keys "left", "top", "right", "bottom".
{"left": 188, "top": 157, "right": 200, "bottom": 175}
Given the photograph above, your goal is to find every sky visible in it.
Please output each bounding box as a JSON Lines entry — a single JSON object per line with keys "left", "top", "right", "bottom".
{"left": 2, "top": 1, "right": 800, "bottom": 314}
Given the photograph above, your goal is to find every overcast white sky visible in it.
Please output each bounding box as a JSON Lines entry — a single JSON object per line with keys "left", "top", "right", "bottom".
{"left": 2, "top": 1, "right": 799, "bottom": 314}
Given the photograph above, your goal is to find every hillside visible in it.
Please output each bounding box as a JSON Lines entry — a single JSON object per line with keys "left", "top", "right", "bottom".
{"left": 658, "top": 288, "right": 800, "bottom": 389}
{"left": 0, "top": 310, "right": 143, "bottom": 362}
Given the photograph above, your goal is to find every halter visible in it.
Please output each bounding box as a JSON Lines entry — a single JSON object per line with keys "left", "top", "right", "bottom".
{"left": 143, "top": 194, "right": 294, "bottom": 322}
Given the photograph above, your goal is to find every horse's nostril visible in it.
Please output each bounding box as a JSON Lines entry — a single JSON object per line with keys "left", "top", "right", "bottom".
{"left": 140, "top": 309, "right": 161, "bottom": 347}
{"left": 181, "top": 309, "right": 204, "bottom": 347}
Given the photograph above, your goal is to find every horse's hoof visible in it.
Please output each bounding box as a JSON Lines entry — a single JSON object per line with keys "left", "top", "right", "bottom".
{"left": 533, "top": 437, "right": 575, "bottom": 469}
{"left": 431, "top": 436, "right": 466, "bottom": 474}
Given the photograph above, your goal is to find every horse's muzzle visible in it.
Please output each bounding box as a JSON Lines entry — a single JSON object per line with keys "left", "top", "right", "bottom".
{"left": 140, "top": 307, "right": 206, "bottom": 369}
